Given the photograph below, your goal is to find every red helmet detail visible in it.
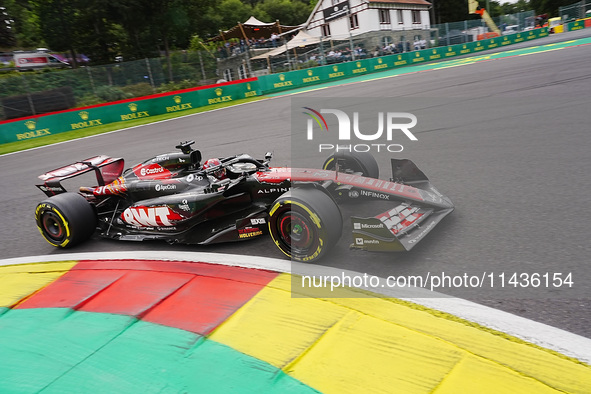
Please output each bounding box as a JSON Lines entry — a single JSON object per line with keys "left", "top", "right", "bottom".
{"left": 203, "top": 158, "right": 226, "bottom": 179}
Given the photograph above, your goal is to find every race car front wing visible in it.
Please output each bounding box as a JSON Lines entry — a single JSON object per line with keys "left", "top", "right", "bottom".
{"left": 349, "top": 158, "right": 453, "bottom": 252}
{"left": 350, "top": 204, "right": 452, "bottom": 252}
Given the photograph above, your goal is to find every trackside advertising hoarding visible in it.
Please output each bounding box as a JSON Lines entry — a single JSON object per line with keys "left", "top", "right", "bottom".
{"left": 0, "top": 78, "right": 260, "bottom": 144}
{"left": 0, "top": 27, "right": 556, "bottom": 145}
{"left": 256, "top": 27, "right": 549, "bottom": 94}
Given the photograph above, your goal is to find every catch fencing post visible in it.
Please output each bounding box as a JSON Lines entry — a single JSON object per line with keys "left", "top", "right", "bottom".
{"left": 198, "top": 51, "right": 207, "bottom": 80}
{"left": 86, "top": 66, "right": 97, "bottom": 95}
{"left": 21, "top": 73, "right": 36, "bottom": 116}
{"left": 145, "top": 58, "right": 156, "bottom": 91}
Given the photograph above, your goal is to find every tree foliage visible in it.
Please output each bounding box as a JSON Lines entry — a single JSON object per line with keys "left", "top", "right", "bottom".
{"left": 3, "top": 0, "right": 315, "bottom": 55}
{"left": 254, "top": 0, "right": 313, "bottom": 26}
{"left": 1, "top": 5, "right": 17, "bottom": 48}
{"left": 529, "top": 0, "right": 574, "bottom": 15}
{"left": 500, "top": 0, "right": 532, "bottom": 14}
{"left": 433, "top": 0, "right": 535, "bottom": 24}
{"left": 1, "top": 0, "right": 549, "bottom": 66}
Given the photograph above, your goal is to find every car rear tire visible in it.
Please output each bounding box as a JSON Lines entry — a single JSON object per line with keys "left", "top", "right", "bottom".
{"left": 269, "top": 188, "right": 342, "bottom": 263}
{"left": 322, "top": 151, "right": 379, "bottom": 179}
{"left": 35, "top": 193, "right": 97, "bottom": 248}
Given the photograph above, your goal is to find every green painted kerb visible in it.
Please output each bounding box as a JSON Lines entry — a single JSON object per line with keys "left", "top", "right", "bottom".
{"left": 0, "top": 308, "right": 318, "bottom": 393}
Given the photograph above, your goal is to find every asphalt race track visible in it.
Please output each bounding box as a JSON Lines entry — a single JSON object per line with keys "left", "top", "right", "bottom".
{"left": 2, "top": 30, "right": 590, "bottom": 337}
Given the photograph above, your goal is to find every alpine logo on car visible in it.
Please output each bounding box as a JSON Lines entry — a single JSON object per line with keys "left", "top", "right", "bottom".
{"left": 257, "top": 187, "right": 289, "bottom": 194}
{"left": 121, "top": 206, "right": 182, "bottom": 227}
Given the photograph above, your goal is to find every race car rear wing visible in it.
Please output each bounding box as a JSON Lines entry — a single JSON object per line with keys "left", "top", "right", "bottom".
{"left": 36, "top": 155, "right": 124, "bottom": 197}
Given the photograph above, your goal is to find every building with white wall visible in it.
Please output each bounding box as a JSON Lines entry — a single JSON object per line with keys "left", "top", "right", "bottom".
{"left": 304, "top": 0, "right": 432, "bottom": 49}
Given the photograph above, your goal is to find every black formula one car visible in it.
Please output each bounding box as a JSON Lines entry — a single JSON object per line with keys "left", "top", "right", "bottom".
{"left": 35, "top": 141, "right": 453, "bottom": 262}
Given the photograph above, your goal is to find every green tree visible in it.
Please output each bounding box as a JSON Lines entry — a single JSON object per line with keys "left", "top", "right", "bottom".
{"left": 488, "top": 1, "right": 504, "bottom": 18}
{"left": 32, "top": 0, "right": 82, "bottom": 66}
{"left": 2, "top": 0, "right": 44, "bottom": 49}
{"left": 0, "top": 6, "right": 17, "bottom": 48}
{"left": 210, "top": 0, "right": 253, "bottom": 30}
{"left": 529, "top": 0, "right": 573, "bottom": 15}
{"left": 433, "top": 0, "right": 472, "bottom": 24}
{"left": 253, "top": 0, "right": 313, "bottom": 26}
{"left": 71, "top": 0, "right": 126, "bottom": 64}
{"left": 500, "top": 0, "right": 532, "bottom": 15}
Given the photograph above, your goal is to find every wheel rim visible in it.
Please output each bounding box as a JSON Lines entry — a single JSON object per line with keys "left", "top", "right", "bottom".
{"left": 41, "top": 211, "right": 65, "bottom": 242}
{"left": 276, "top": 209, "right": 318, "bottom": 257}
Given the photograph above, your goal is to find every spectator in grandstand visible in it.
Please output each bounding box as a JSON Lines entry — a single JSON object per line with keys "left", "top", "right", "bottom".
{"left": 271, "top": 32, "right": 279, "bottom": 47}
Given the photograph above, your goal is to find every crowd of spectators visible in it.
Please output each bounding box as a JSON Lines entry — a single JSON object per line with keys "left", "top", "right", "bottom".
{"left": 371, "top": 38, "right": 428, "bottom": 57}
{"left": 215, "top": 33, "right": 431, "bottom": 69}
{"left": 216, "top": 33, "right": 296, "bottom": 59}
{"left": 305, "top": 37, "right": 429, "bottom": 66}
{"left": 308, "top": 46, "right": 368, "bottom": 64}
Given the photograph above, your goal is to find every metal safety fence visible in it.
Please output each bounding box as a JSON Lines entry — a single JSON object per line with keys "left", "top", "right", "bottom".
{"left": 560, "top": 0, "right": 591, "bottom": 21}
{"left": 1, "top": 27, "right": 552, "bottom": 144}
{"left": 238, "top": 10, "right": 534, "bottom": 78}
{"left": 0, "top": 51, "right": 220, "bottom": 120}
{"left": 0, "top": 9, "right": 546, "bottom": 121}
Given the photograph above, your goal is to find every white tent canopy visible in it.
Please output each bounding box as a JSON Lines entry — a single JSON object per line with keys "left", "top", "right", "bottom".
{"left": 209, "top": 16, "right": 299, "bottom": 42}
{"left": 242, "top": 16, "right": 276, "bottom": 26}
{"left": 252, "top": 31, "right": 321, "bottom": 60}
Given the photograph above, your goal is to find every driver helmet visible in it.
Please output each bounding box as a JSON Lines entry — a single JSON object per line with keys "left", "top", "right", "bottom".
{"left": 203, "top": 158, "right": 226, "bottom": 179}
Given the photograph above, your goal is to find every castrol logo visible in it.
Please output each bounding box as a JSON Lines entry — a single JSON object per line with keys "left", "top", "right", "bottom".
{"left": 133, "top": 163, "right": 170, "bottom": 179}
{"left": 140, "top": 166, "right": 164, "bottom": 176}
